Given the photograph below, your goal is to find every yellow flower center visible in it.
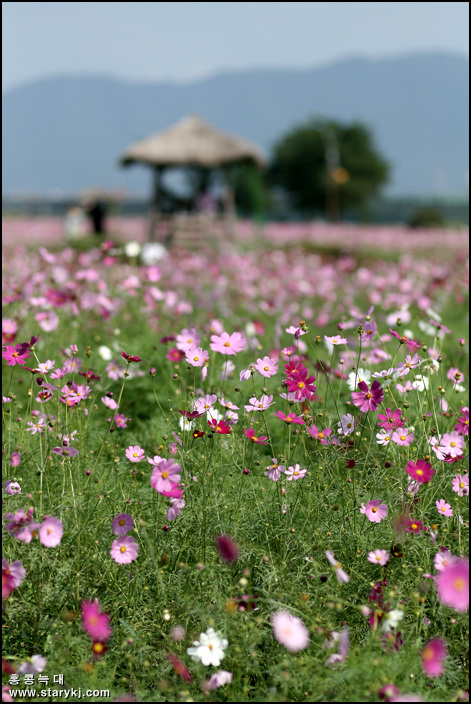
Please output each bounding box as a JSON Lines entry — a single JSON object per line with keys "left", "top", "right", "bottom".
{"left": 208, "top": 644, "right": 213, "bottom": 650}
{"left": 298, "top": 382, "right": 305, "bottom": 389}
{"left": 120, "top": 546, "right": 127, "bottom": 553}
{"left": 133, "top": 452, "right": 138, "bottom": 457}
{"left": 453, "top": 578, "right": 465, "bottom": 591}
{"left": 318, "top": 432, "right": 324, "bottom": 439}
{"left": 366, "top": 392, "right": 372, "bottom": 399}
{"left": 460, "top": 482, "right": 465, "bottom": 488}
{"left": 400, "top": 435, "right": 406, "bottom": 441}
{"left": 224, "top": 341, "right": 230, "bottom": 347}
{"left": 376, "top": 555, "right": 382, "bottom": 561}
{"left": 372, "top": 507, "right": 377, "bottom": 513}
{"left": 450, "top": 441, "right": 456, "bottom": 447}
{"left": 193, "top": 356, "right": 199, "bottom": 362}
{"left": 92, "top": 642, "right": 105, "bottom": 654}
{"left": 411, "top": 523, "right": 418, "bottom": 530}
{"left": 162, "top": 471, "right": 169, "bottom": 479}
{"left": 264, "top": 366, "right": 269, "bottom": 371}
{"left": 422, "top": 646, "right": 434, "bottom": 661}
{"left": 416, "top": 469, "right": 423, "bottom": 476}
{"left": 119, "top": 519, "right": 125, "bottom": 526}
{"left": 440, "top": 506, "right": 446, "bottom": 512}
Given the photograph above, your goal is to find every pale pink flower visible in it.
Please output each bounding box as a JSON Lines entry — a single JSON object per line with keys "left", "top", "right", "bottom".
{"left": 436, "top": 499, "right": 453, "bottom": 517}
{"left": 325, "top": 550, "right": 350, "bottom": 583}
{"left": 151, "top": 459, "right": 182, "bottom": 494}
{"left": 185, "top": 346, "right": 209, "bottom": 367}
{"left": 434, "top": 550, "right": 458, "bottom": 572}
{"left": 284, "top": 464, "right": 307, "bottom": 481}
{"left": 4, "top": 480, "right": 21, "bottom": 495}
{"left": 452, "top": 474, "right": 469, "bottom": 497}
{"left": 110, "top": 536, "right": 139, "bottom": 564}
{"left": 265, "top": 459, "right": 284, "bottom": 481}
{"left": 176, "top": 328, "right": 200, "bottom": 351}
{"left": 166, "top": 497, "right": 185, "bottom": 522}
{"left": 194, "top": 394, "right": 217, "bottom": 414}
{"left": 438, "top": 432, "right": 465, "bottom": 458}
{"left": 37, "top": 360, "right": 55, "bottom": 374}
{"left": 125, "top": 445, "right": 145, "bottom": 463}
{"left": 360, "top": 500, "right": 388, "bottom": 523}
{"left": 101, "top": 396, "right": 118, "bottom": 410}
{"left": 244, "top": 394, "right": 274, "bottom": 412}
{"left": 368, "top": 550, "right": 390, "bottom": 566}
{"left": 435, "top": 558, "right": 469, "bottom": 612}
{"left": 271, "top": 611, "right": 310, "bottom": 652}
{"left": 205, "top": 670, "right": 233, "bottom": 691}
{"left": 39, "top": 516, "right": 63, "bottom": 547}
{"left": 324, "top": 628, "right": 349, "bottom": 666}
{"left": 254, "top": 356, "right": 278, "bottom": 377}
{"left": 391, "top": 428, "right": 414, "bottom": 447}
{"left": 17, "top": 654, "right": 47, "bottom": 675}
{"left": 325, "top": 335, "right": 347, "bottom": 345}
{"left": 210, "top": 331, "right": 247, "bottom": 355}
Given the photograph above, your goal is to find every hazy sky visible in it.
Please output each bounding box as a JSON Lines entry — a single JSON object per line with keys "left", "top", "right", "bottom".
{"left": 2, "top": 2, "right": 469, "bottom": 92}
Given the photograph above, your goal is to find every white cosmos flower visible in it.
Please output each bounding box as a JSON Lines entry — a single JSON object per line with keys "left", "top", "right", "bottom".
{"left": 381, "top": 609, "right": 404, "bottom": 632}
{"left": 124, "top": 241, "right": 142, "bottom": 258}
{"left": 187, "top": 627, "right": 228, "bottom": 667}
{"left": 413, "top": 374, "right": 429, "bottom": 392}
{"left": 98, "top": 345, "right": 113, "bottom": 361}
{"left": 179, "top": 417, "right": 195, "bottom": 432}
{"left": 347, "top": 368, "right": 371, "bottom": 391}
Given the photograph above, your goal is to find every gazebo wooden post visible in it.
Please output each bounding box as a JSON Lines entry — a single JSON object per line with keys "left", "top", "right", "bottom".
{"left": 147, "top": 166, "right": 161, "bottom": 242}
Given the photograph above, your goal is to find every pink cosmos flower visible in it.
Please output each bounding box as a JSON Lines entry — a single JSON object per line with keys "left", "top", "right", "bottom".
{"left": 114, "top": 413, "right": 128, "bottom": 429}
{"left": 17, "top": 654, "right": 47, "bottom": 675}
{"left": 151, "top": 459, "right": 182, "bottom": 494}
{"left": 5, "top": 508, "right": 41, "bottom": 543}
{"left": 324, "top": 628, "right": 350, "bottom": 666}
{"left": 271, "top": 611, "right": 310, "bottom": 652}
{"left": 176, "top": 328, "right": 200, "bottom": 351}
{"left": 285, "top": 325, "right": 307, "bottom": 338}
{"left": 265, "top": 459, "right": 285, "bottom": 481}
{"left": 285, "top": 464, "right": 307, "bottom": 481}
{"left": 52, "top": 446, "right": 79, "bottom": 458}
{"left": 81, "top": 600, "right": 112, "bottom": 642}
{"left": 185, "top": 346, "right": 209, "bottom": 367}
{"left": 435, "top": 558, "right": 469, "bottom": 612}
{"left": 166, "top": 497, "right": 185, "bottom": 522}
{"left": 110, "top": 536, "right": 139, "bottom": 564}
{"left": 438, "top": 432, "right": 465, "bottom": 458}
{"left": 325, "top": 335, "right": 347, "bottom": 345}
{"left": 360, "top": 500, "right": 388, "bottom": 523}
{"left": 125, "top": 445, "right": 145, "bottom": 463}
{"left": 2, "top": 559, "right": 26, "bottom": 599}
{"left": 2, "top": 345, "right": 31, "bottom": 366}
{"left": 274, "top": 411, "right": 305, "bottom": 425}
{"left": 194, "top": 394, "right": 217, "bottom": 414}
{"left": 421, "top": 638, "right": 447, "bottom": 677}
{"left": 434, "top": 550, "right": 458, "bottom": 572}
{"left": 454, "top": 407, "right": 469, "bottom": 435}
{"left": 113, "top": 513, "right": 134, "bottom": 536}
{"left": 447, "top": 367, "right": 464, "bottom": 384}
{"left": 4, "top": 480, "right": 21, "bottom": 495}
{"left": 405, "top": 459, "right": 434, "bottom": 484}
{"left": 389, "top": 329, "right": 421, "bottom": 348}
{"left": 39, "top": 516, "right": 63, "bottom": 547}
{"left": 368, "top": 550, "right": 390, "bottom": 566}
{"left": 210, "top": 331, "right": 247, "bottom": 355}
{"left": 244, "top": 428, "right": 268, "bottom": 445}
{"left": 391, "top": 428, "right": 414, "bottom": 446}
{"left": 429, "top": 435, "right": 446, "bottom": 460}
{"left": 307, "top": 424, "right": 332, "bottom": 444}
{"left": 337, "top": 413, "right": 355, "bottom": 435}
{"left": 216, "top": 534, "right": 239, "bottom": 563}
{"left": 106, "top": 361, "right": 125, "bottom": 380}
{"left": 205, "top": 670, "right": 233, "bottom": 691}
{"left": 436, "top": 499, "right": 453, "bottom": 517}
{"left": 325, "top": 550, "right": 350, "bottom": 583}
{"left": 452, "top": 474, "right": 469, "bottom": 497}
{"left": 254, "top": 356, "right": 278, "bottom": 377}
{"left": 351, "top": 380, "right": 384, "bottom": 412}
{"left": 244, "top": 394, "right": 275, "bottom": 412}
{"left": 101, "top": 395, "right": 118, "bottom": 410}
{"left": 10, "top": 452, "right": 21, "bottom": 467}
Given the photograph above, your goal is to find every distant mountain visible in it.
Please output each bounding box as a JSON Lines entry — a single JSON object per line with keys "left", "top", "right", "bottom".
{"left": 2, "top": 52, "right": 469, "bottom": 196}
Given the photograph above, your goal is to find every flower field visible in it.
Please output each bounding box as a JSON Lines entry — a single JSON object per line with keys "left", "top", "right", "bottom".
{"left": 2, "top": 219, "right": 469, "bottom": 702}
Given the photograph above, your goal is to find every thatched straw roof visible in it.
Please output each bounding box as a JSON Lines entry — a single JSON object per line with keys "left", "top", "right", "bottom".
{"left": 120, "top": 115, "right": 266, "bottom": 169}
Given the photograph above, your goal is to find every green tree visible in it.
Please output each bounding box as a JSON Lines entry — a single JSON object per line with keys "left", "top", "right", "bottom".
{"left": 269, "top": 118, "right": 390, "bottom": 219}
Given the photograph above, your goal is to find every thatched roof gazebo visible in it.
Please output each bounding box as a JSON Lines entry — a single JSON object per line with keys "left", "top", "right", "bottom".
{"left": 119, "top": 115, "right": 266, "bottom": 241}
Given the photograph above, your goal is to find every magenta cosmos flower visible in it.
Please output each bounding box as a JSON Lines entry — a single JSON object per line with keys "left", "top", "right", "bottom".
{"left": 454, "top": 407, "right": 469, "bottom": 435}
{"left": 377, "top": 408, "right": 406, "bottom": 430}
{"left": 151, "top": 459, "right": 182, "bottom": 494}
{"left": 285, "top": 364, "right": 317, "bottom": 400}
{"left": 125, "top": 445, "right": 145, "bottom": 463}
{"left": 274, "top": 411, "right": 305, "bottom": 425}
{"left": 210, "top": 331, "right": 247, "bottom": 355}
{"left": 435, "top": 559, "right": 469, "bottom": 612}
{"left": 421, "top": 638, "right": 447, "bottom": 677}
{"left": 360, "top": 500, "right": 388, "bottom": 523}
{"left": 216, "top": 534, "right": 239, "bottom": 563}
{"left": 307, "top": 424, "right": 332, "bottom": 444}
{"left": 2, "top": 559, "right": 26, "bottom": 599}
{"left": 39, "top": 516, "right": 63, "bottom": 547}
{"left": 406, "top": 518, "right": 424, "bottom": 534}
{"left": 121, "top": 351, "right": 141, "bottom": 363}
{"left": 271, "top": 611, "right": 310, "bottom": 652}
{"left": 208, "top": 419, "right": 232, "bottom": 435}
{"left": 81, "top": 600, "right": 112, "bottom": 642}
{"left": 368, "top": 550, "right": 390, "bottom": 566}
{"left": 110, "top": 536, "right": 139, "bottom": 564}
{"left": 244, "top": 428, "right": 268, "bottom": 445}
{"left": 389, "top": 329, "right": 421, "bottom": 348}
{"left": 452, "top": 474, "right": 469, "bottom": 497}
{"left": 405, "top": 459, "right": 434, "bottom": 484}
{"left": 113, "top": 513, "right": 134, "bottom": 536}
{"left": 351, "top": 380, "right": 384, "bottom": 412}
{"left": 436, "top": 499, "right": 453, "bottom": 517}
{"left": 2, "top": 345, "right": 32, "bottom": 366}
{"left": 254, "top": 356, "right": 278, "bottom": 377}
